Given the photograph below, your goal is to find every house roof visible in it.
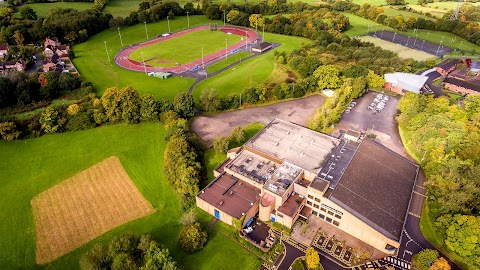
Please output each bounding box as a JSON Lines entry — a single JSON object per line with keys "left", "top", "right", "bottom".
{"left": 329, "top": 139, "right": 419, "bottom": 241}
{"left": 0, "top": 44, "right": 8, "bottom": 50}
{"left": 197, "top": 172, "right": 260, "bottom": 219}
{"left": 437, "top": 59, "right": 459, "bottom": 71}
{"left": 245, "top": 119, "right": 340, "bottom": 173}
{"left": 384, "top": 72, "right": 428, "bottom": 94}
{"left": 444, "top": 77, "right": 480, "bottom": 92}
{"left": 252, "top": 42, "right": 272, "bottom": 50}
{"left": 57, "top": 45, "right": 68, "bottom": 50}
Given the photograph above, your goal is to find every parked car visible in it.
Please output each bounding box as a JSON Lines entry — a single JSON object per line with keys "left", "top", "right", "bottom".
{"left": 383, "top": 96, "right": 389, "bottom": 101}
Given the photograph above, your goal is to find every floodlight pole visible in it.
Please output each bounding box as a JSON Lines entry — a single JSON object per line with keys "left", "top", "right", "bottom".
{"left": 374, "top": 24, "right": 378, "bottom": 36}
{"left": 245, "top": 31, "right": 248, "bottom": 50}
{"left": 436, "top": 40, "right": 443, "bottom": 55}
{"left": 167, "top": 16, "right": 171, "bottom": 33}
{"left": 406, "top": 36, "right": 410, "bottom": 47}
{"left": 104, "top": 41, "right": 110, "bottom": 63}
{"left": 187, "top": 11, "right": 190, "bottom": 28}
{"left": 141, "top": 51, "right": 147, "bottom": 75}
{"left": 392, "top": 32, "right": 397, "bottom": 43}
{"left": 225, "top": 38, "right": 228, "bottom": 59}
{"left": 223, "top": 10, "right": 226, "bottom": 26}
{"left": 202, "top": 46, "right": 205, "bottom": 70}
{"left": 144, "top": 21, "right": 149, "bottom": 39}
{"left": 414, "top": 34, "right": 418, "bottom": 47}
{"left": 262, "top": 24, "right": 265, "bottom": 42}
{"left": 117, "top": 27, "right": 123, "bottom": 47}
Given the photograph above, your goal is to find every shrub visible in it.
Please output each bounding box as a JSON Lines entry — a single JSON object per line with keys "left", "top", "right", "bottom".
{"left": 0, "top": 121, "right": 21, "bottom": 140}
{"left": 213, "top": 136, "right": 229, "bottom": 153}
{"left": 230, "top": 126, "right": 245, "bottom": 144}
{"left": 67, "top": 104, "right": 80, "bottom": 115}
{"left": 178, "top": 223, "right": 207, "bottom": 253}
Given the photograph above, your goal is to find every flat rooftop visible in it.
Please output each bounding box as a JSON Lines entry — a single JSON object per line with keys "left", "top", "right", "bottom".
{"left": 198, "top": 173, "right": 260, "bottom": 219}
{"left": 277, "top": 193, "right": 304, "bottom": 217}
{"left": 245, "top": 119, "right": 340, "bottom": 173}
{"left": 227, "top": 150, "right": 280, "bottom": 185}
{"left": 329, "top": 139, "right": 419, "bottom": 241}
{"left": 264, "top": 162, "right": 302, "bottom": 196}
{"left": 316, "top": 140, "right": 358, "bottom": 188}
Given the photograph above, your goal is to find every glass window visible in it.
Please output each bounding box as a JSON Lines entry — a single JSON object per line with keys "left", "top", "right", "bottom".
{"left": 277, "top": 213, "right": 283, "bottom": 218}
{"left": 319, "top": 214, "right": 325, "bottom": 219}
{"left": 312, "top": 210, "right": 318, "bottom": 216}
{"left": 333, "top": 221, "right": 340, "bottom": 226}
{"left": 326, "top": 217, "right": 332, "bottom": 223}
{"left": 328, "top": 211, "right": 334, "bottom": 216}
{"left": 320, "top": 208, "right": 326, "bottom": 212}
{"left": 308, "top": 195, "right": 314, "bottom": 199}
{"left": 314, "top": 204, "right": 319, "bottom": 209}
{"left": 315, "top": 198, "right": 321, "bottom": 202}
{"left": 335, "top": 214, "right": 341, "bottom": 219}
{"left": 307, "top": 201, "right": 312, "bottom": 206}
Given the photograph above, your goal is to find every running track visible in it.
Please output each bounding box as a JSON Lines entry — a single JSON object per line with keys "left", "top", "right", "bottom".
{"left": 114, "top": 25, "right": 260, "bottom": 74}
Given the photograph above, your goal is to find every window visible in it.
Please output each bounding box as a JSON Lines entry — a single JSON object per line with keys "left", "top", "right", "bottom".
{"left": 314, "top": 204, "right": 319, "bottom": 209}
{"left": 326, "top": 217, "right": 332, "bottom": 223}
{"left": 333, "top": 221, "right": 340, "bottom": 226}
{"left": 335, "top": 214, "right": 342, "bottom": 219}
{"left": 277, "top": 213, "right": 284, "bottom": 218}
{"left": 307, "top": 201, "right": 312, "bottom": 206}
{"left": 312, "top": 211, "right": 318, "bottom": 216}
{"left": 315, "top": 198, "right": 321, "bottom": 203}
{"left": 319, "top": 214, "right": 325, "bottom": 219}
{"left": 328, "top": 211, "right": 334, "bottom": 216}
{"left": 320, "top": 208, "right": 326, "bottom": 212}
{"left": 308, "top": 195, "right": 314, "bottom": 199}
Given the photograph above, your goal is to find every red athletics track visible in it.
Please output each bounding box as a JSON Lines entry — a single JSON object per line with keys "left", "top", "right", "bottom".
{"left": 114, "top": 25, "right": 260, "bottom": 74}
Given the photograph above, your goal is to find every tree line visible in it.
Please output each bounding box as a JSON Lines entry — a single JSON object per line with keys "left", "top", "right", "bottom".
{"left": 397, "top": 93, "right": 480, "bottom": 269}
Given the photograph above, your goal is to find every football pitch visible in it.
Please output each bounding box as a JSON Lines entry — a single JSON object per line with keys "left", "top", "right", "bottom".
{"left": 359, "top": 36, "right": 436, "bottom": 61}
{"left": 128, "top": 29, "right": 243, "bottom": 67}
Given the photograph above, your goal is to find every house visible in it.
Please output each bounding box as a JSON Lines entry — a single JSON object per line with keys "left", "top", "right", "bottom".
{"left": 56, "top": 45, "right": 69, "bottom": 58}
{"left": 436, "top": 59, "right": 459, "bottom": 77}
{"left": 44, "top": 37, "right": 61, "bottom": 49}
{"left": 44, "top": 47, "right": 54, "bottom": 59}
{"left": 384, "top": 72, "right": 428, "bottom": 94}
{"left": 43, "top": 62, "right": 56, "bottom": 72}
{"left": 4, "top": 60, "right": 26, "bottom": 71}
{"left": 443, "top": 77, "right": 480, "bottom": 96}
{"left": 197, "top": 119, "right": 419, "bottom": 255}
{"left": 251, "top": 42, "right": 272, "bottom": 53}
{"left": 0, "top": 44, "right": 9, "bottom": 59}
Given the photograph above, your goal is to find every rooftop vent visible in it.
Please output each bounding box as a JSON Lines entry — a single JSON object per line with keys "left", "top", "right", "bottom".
{"left": 300, "top": 152, "right": 305, "bottom": 156}
{"left": 230, "top": 191, "right": 234, "bottom": 195}
{"left": 273, "top": 141, "right": 279, "bottom": 146}
{"left": 219, "top": 201, "right": 224, "bottom": 205}
{"left": 286, "top": 131, "right": 290, "bottom": 134}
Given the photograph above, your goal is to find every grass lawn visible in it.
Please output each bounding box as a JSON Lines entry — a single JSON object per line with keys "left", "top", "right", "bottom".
{"left": 0, "top": 123, "right": 261, "bottom": 269}
{"left": 358, "top": 36, "right": 436, "bottom": 60}
{"left": 206, "top": 51, "right": 252, "bottom": 73}
{"left": 21, "top": 2, "right": 93, "bottom": 18}
{"left": 72, "top": 16, "right": 215, "bottom": 100}
{"left": 382, "top": 6, "right": 432, "bottom": 20}
{"left": 129, "top": 30, "right": 243, "bottom": 67}
{"left": 343, "top": 13, "right": 393, "bottom": 37}
{"left": 408, "top": 2, "right": 480, "bottom": 18}
{"left": 103, "top": 0, "right": 144, "bottom": 18}
{"left": 193, "top": 33, "right": 309, "bottom": 99}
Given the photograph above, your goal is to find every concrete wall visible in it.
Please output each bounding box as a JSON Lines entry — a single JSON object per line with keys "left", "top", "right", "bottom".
{"left": 242, "top": 200, "right": 259, "bottom": 228}
{"left": 294, "top": 182, "right": 308, "bottom": 197}
{"left": 196, "top": 196, "right": 234, "bottom": 226}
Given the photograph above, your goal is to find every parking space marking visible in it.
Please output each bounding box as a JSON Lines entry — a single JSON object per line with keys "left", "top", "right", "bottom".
{"left": 413, "top": 190, "right": 427, "bottom": 198}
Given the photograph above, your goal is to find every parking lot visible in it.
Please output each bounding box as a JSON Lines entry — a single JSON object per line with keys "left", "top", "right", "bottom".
{"left": 332, "top": 91, "right": 411, "bottom": 159}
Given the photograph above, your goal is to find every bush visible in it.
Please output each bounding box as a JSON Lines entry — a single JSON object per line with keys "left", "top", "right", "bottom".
{"left": 412, "top": 249, "right": 439, "bottom": 270}
{"left": 178, "top": 223, "right": 207, "bottom": 253}
{"left": 213, "top": 136, "right": 229, "bottom": 153}
{"left": 0, "top": 121, "right": 21, "bottom": 140}
{"left": 230, "top": 126, "right": 245, "bottom": 144}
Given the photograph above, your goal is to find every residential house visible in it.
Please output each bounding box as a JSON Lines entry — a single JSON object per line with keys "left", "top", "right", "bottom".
{"left": 4, "top": 60, "right": 26, "bottom": 71}
{"left": 43, "top": 62, "right": 56, "bottom": 72}
{"left": 44, "top": 47, "right": 55, "bottom": 59}
{"left": 197, "top": 119, "right": 419, "bottom": 255}
{"left": 56, "top": 45, "right": 69, "bottom": 59}
{"left": 44, "top": 37, "right": 61, "bottom": 49}
{"left": 384, "top": 72, "right": 428, "bottom": 94}
{"left": 0, "top": 44, "right": 9, "bottom": 59}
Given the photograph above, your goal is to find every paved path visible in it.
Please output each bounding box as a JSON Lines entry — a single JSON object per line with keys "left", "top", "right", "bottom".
{"left": 191, "top": 95, "right": 325, "bottom": 143}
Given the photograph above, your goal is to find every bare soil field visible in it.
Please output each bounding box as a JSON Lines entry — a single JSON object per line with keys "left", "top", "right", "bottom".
{"left": 31, "top": 156, "right": 155, "bottom": 264}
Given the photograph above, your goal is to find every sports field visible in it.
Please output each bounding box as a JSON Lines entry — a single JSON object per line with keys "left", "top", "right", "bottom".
{"left": 359, "top": 36, "right": 436, "bottom": 61}
{"left": 32, "top": 156, "right": 155, "bottom": 264}
{"left": 23, "top": 2, "right": 93, "bottom": 17}
{"left": 0, "top": 123, "right": 262, "bottom": 269}
{"left": 129, "top": 30, "right": 243, "bottom": 67}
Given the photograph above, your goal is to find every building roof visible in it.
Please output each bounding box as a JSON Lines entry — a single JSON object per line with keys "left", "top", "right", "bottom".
{"left": 245, "top": 119, "right": 340, "bottom": 173}
{"left": 437, "top": 59, "right": 459, "bottom": 71}
{"left": 277, "top": 193, "right": 304, "bottom": 217}
{"left": 384, "top": 72, "right": 428, "bottom": 94}
{"left": 252, "top": 42, "right": 272, "bottom": 50}
{"left": 444, "top": 77, "right": 480, "bottom": 92}
{"left": 0, "top": 44, "right": 8, "bottom": 50}
{"left": 329, "top": 139, "right": 419, "bottom": 241}
{"left": 197, "top": 172, "right": 260, "bottom": 219}
{"left": 309, "top": 177, "right": 329, "bottom": 192}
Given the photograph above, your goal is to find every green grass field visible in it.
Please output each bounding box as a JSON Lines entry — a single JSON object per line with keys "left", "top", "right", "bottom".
{"left": 343, "top": 13, "right": 392, "bottom": 37}
{"left": 129, "top": 30, "right": 243, "bottom": 67}
{"left": 0, "top": 123, "right": 262, "bottom": 270}
{"left": 103, "top": 0, "right": 144, "bottom": 18}
{"left": 193, "top": 33, "right": 309, "bottom": 99}
{"left": 72, "top": 16, "right": 210, "bottom": 100}
{"left": 358, "top": 36, "right": 435, "bottom": 60}
{"left": 407, "top": 2, "right": 480, "bottom": 19}
{"left": 206, "top": 51, "right": 252, "bottom": 73}
{"left": 23, "top": 2, "right": 93, "bottom": 18}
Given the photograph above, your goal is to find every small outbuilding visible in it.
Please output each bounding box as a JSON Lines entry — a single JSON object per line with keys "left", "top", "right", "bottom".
{"left": 147, "top": 71, "right": 171, "bottom": 79}
{"left": 251, "top": 42, "right": 272, "bottom": 53}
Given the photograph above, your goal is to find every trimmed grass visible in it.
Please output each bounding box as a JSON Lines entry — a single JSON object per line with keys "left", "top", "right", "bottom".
{"left": 103, "top": 0, "right": 144, "bottom": 18}
{"left": 193, "top": 33, "right": 309, "bottom": 99}
{"left": 343, "top": 13, "right": 393, "bottom": 37}
{"left": 129, "top": 30, "right": 243, "bottom": 67}
{"left": 0, "top": 123, "right": 261, "bottom": 269}
{"left": 206, "top": 51, "right": 252, "bottom": 73}
{"left": 382, "top": 6, "right": 433, "bottom": 20}
{"left": 358, "top": 36, "right": 436, "bottom": 60}
{"left": 22, "top": 2, "right": 93, "bottom": 18}
{"left": 408, "top": 2, "right": 480, "bottom": 19}
{"left": 72, "top": 16, "right": 214, "bottom": 100}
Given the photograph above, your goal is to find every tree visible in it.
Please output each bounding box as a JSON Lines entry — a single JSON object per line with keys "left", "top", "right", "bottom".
{"left": 199, "top": 88, "right": 221, "bottom": 112}
{"left": 213, "top": 136, "right": 229, "bottom": 153}
{"left": 429, "top": 257, "right": 450, "bottom": 270}
{"left": 67, "top": 104, "right": 80, "bottom": 116}
{"left": 178, "top": 223, "right": 207, "bottom": 253}
{"left": 101, "top": 86, "right": 141, "bottom": 124}
{"left": 413, "top": 249, "right": 439, "bottom": 270}
{"left": 13, "top": 30, "right": 24, "bottom": 46}
{"left": 0, "top": 122, "right": 21, "bottom": 140}
{"left": 80, "top": 243, "right": 110, "bottom": 270}
{"left": 305, "top": 247, "right": 320, "bottom": 269}
{"left": 179, "top": 210, "right": 197, "bottom": 227}
{"left": 445, "top": 215, "right": 480, "bottom": 259}
{"left": 249, "top": 14, "right": 264, "bottom": 28}
{"left": 39, "top": 106, "right": 61, "bottom": 134}
{"left": 314, "top": 65, "right": 342, "bottom": 90}
{"left": 226, "top": 9, "right": 240, "bottom": 22}
{"left": 19, "top": 6, "right": 37, "bottom": 20}
{"left": 366, "top": 70, "right": 385, "bottom": 88}
{"left": 173, "top": 92, "right": 195, "bottom": 118}
{"left": 140, "top": 94, "right": 159, "bottom": 121}
{"left": 230, "top": 126, "right": 245, "bottom": 144}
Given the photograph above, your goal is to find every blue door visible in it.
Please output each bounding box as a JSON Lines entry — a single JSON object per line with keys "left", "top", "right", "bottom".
{"left": 214, "top": 209, "right": 220, "bottom": 219}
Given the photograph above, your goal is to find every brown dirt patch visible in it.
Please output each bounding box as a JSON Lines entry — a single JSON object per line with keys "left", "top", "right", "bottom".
{"left": 31, "top": 156, "right": 155, "bottom": 264}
